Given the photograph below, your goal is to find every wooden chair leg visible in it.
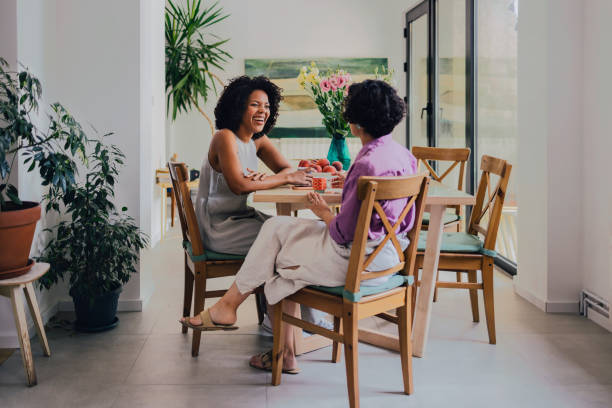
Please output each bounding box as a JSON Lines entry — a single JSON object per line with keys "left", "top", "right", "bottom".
{"left": 170, "top": 189, "right": 176, "bottom": 227}
{"left": 255, "top": 292, "right": 266, "bottom": 325}
{"left": 332, "top": 316, "right": 342, "bottom": 363}
{"left": 482, "top": 262, "right": 496, "bottom": 344}
{"left": 10, "top": 286, "right": 36, "bottom": 386}
{"left": 410, "top": 271, "right": 418, "bottom": 325}
{"left": 342, "top": 303, "right": 359, "bottom": 408}
{"left": 182, "top": 258, "right": 194, "bottom": 334}
{"left": 433, "top": 270, "right": 440, "bottom": 302}
{"left": 397, "top": 287, "right": 414, "bottom": 395}
{"left": 271, "top": 301, "right": 284, "bottom": 386}
{"left": 456, "top": 272, "right": 462, "bottom": 282}
{"left": 191, "top": 274, "right": 206, "bottom": 357}
{"left": 23, "top": 283, "right": 50, "bottom": 357}
{"left": 467, "top": 270, "right": 479, "bottom": 322}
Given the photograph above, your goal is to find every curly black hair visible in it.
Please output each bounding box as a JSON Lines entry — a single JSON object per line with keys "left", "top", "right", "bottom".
{"left": 214, "top": 75, "right": 282, "bottom": 139}
{"left": 342, "top": 79, "right": 405, "bottom": 138}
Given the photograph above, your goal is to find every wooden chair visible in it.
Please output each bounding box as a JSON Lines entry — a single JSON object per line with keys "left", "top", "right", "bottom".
{"left": 271, "top": 174, "right": 430, "bottom": 408}
{"left": 155, "top": 168, "right": 176, "bottom": 228}
{"left": 412, "top": 146, "right": 470, "bottom": 301}
{"left": 167, "top": 162, "right": 265, "bottom": 356}
{"left": 412, "top": 146, "right": 470, "bottom": 230}
{"left": 415, "top": 155, "right": 512, "bottom": 344}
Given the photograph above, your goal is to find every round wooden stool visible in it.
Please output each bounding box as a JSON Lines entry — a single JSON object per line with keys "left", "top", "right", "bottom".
{"left": 0, "top": 262, "right": 51, "bottom": 386}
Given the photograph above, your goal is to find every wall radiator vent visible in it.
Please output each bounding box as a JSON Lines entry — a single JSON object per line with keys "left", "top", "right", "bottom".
{"left": 580, "top": 290, "right": 610, "bottom": 319}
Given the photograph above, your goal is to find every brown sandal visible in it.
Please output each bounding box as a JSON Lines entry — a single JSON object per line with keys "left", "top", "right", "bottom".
{"left": 249, "top": 350, "right": 300, "bottom": 375}
{"left": 179, "top": 309, "right": 238, "bottom": 331}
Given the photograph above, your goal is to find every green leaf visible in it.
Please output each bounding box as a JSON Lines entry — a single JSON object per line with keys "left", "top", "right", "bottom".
{"left": 6, "top": 184, "right": 21, "bottom": 205}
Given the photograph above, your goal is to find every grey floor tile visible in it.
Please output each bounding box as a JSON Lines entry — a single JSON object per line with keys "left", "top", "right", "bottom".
{"left": 112, "top": 384, "right": 267, "bottom": 408}
{"left": 125, "top": 333, "right": 271, "bottom": 386}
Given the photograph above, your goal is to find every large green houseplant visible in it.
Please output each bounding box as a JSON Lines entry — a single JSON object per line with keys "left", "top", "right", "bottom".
{"left": 165, "top": 0, "right": 232, "bottom": 132}
{"left": 38, "top": 138, "right": 148, "bottom": 331}
{"left": 0, "top": 57, "right": 87, "bottom": 278}
{"left": 39, "top": 140, "right": 147, "bottom": 331}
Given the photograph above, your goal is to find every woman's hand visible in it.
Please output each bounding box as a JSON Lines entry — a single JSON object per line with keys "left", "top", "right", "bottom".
{"left": 244, "top": 168, "right": 267, "bottom": 181}
{"left": 307, "top": 192, "right": 333, "bottom": 222}
{"left": 332, "top": 172, "right": 346, "bottom": 188}
{"left": 287, "top": 170, "right": 312, "bottom": 186}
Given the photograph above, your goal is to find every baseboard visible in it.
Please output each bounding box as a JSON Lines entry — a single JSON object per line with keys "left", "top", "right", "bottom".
{"left": 545, "top": 301, "right": 580, "bottom": 313}
{"left": 58, "top": 298, "right": 143, "bottom": 312}
{"left": 513, "top": 283, "right": 546, "bottom": 311}
{"left": 0, "top": 300, "right": 59, "bottom": 348}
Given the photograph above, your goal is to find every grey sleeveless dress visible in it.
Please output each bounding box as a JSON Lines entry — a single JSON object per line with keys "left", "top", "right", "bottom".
{"left": 195, "top": 135, "right": 270, "bottom": 255}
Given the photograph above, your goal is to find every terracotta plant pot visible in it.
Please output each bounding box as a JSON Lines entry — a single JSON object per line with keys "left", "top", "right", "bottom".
{"left": 0, "top": 201, "right": 41, "bottom": 279}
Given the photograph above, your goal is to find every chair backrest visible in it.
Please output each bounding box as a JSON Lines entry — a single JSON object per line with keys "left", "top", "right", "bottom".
{"left": 155, "top": 168, "right": 170, "bottom": 183}
{"left": 467, "top": 155, "right": 512, "bottom": 251}
{"left": 167, "top": 162, "right": 206, "bottom": 257}
{"left": 343, "top": 174, "right": 429, "bottom": 295}
{"left": 412, "top": 146, "right": 470, "bottom": 216}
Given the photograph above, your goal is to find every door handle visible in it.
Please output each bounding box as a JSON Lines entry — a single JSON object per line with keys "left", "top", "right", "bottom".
{"left": 420, "top": 103, "right": 431, "bottom": 119}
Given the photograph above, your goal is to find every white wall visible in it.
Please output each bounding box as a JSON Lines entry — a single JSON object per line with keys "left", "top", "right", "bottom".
{"left": 516, "top": 0, "right": 584, "bottom": 312}
{"left": 515, "top": 0, "right": 549, "bottom": 308}
{"left": 0, "top": 0, "right": 163, "bottom": 345}
{"left": 582, "top": 0, "right": 612, "bottom": 330}
{"left": 168, "top": 0, "right": 420, "bottom": 170}
{"left": 140, "top": 0, "right": 166, "bottom": 286}
{"left": 516, "top": 0, "right": 612, "bottom": 327}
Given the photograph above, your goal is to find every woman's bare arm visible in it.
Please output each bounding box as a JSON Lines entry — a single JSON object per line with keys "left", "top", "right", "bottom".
{"left": 212, "top": 130, "right": 308, "bottom": 195}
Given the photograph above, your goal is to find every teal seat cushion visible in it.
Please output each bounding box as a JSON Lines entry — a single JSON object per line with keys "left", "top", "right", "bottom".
{"left": 309, "top": 274, "right": 415, "bottom": 302}
{"left": 421, "top": 212, "right": 461, "bottom": 226}
{"left": 416, "top": 231, "right": 497, "bottom": 257}
{"left": 183, "top": 241, "right": 245, "bottom": 262}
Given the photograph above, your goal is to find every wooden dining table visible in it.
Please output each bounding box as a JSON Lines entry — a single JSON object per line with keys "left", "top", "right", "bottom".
{"left": 253, "top": 180, "right": 475, "bottom": 358}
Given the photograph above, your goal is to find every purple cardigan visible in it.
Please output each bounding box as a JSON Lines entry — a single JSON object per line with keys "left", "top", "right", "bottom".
{"left": 329, "top": 135, "right": 418, "bottom": 245}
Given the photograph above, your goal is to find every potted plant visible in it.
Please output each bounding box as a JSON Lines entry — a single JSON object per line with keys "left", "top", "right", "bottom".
{"left": 165, "top": 0, "right": 232, "bottom": 132}
{"left": 38, "top": 138, "right": 148, "bottom": 332}
{"left": 0, "top": 57, "right": 87, "bottom": 279}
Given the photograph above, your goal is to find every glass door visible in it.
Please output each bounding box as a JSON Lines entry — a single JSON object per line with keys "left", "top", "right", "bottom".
{"left": 405, "top": 1, "right": 432, "bottom": 149}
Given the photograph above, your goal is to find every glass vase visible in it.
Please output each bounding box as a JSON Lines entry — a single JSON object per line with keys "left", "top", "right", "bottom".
{"left": 327, "top": 136, "right": 351, "bottom": 170}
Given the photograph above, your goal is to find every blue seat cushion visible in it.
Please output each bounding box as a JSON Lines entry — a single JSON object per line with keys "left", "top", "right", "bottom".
{"left": 416, "top": 231, "right": 497, "bottom": 257}
{"left": 421, "top": 212, "right": 461, "bottom": 225}
{"left": 183, "top": 241, "right": 245, "bottom": 262}
{"left": 309, "top": 274, "right": 414, "bottom": 302}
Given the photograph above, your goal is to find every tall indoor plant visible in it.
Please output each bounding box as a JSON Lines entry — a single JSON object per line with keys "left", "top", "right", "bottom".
{"left": 38, "top": 138, "right": 148, "bottom": 331}
{"left": 165, "top": 0, "right": 232, "bottom": 132}
{"left": 0, "top": 57, "right": 87, "bottom": 278}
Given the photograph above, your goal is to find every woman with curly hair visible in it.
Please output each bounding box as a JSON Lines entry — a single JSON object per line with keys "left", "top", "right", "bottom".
{"left": 194, "top": 75, "right": 310, "bottom": 255}
{"left": 183, "top": 79, "right": 417, "bottom": 374}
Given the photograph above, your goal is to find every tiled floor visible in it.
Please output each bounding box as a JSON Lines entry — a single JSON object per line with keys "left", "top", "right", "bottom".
{"left": 1, "top": 226, "right": 611, "bottom": 407}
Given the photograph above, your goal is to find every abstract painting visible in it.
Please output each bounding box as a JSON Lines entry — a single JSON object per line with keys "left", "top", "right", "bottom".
{"left": 245, "top": 57, "right": 388, "bottom": 138}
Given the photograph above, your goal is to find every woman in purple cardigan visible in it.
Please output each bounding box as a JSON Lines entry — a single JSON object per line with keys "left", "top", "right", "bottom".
{"left": 181, "top": 79, "right": 417, "bottom": 374}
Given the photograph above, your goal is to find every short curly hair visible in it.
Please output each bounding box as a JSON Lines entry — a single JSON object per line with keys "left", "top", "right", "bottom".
{"left": 214, "top": 76, "right": 282, "bottom": 139}
{"left": 342, "top": 79, "right": 405, "bottom": 138}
